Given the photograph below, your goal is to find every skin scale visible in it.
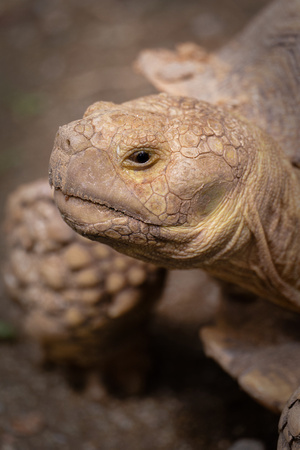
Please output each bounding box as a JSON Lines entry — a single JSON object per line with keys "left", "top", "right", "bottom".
{"left": 48, "top": 0, "right": 300, "bottom": 447}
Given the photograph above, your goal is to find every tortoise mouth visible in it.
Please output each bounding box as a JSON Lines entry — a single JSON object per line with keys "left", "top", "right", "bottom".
{"left": 53, "top": 188, "right": 203, "bottom": 268}
{"left": 54, "top": 188, "right": 123, "bottom": 221}
{"left": 53, "top": 188, "right": 158, "bottom": 242}
{"left": 55, "top": 186, "right": 143, "bottom": 220}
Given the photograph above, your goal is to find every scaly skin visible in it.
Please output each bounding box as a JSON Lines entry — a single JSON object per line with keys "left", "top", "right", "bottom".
{"left": 278, "top": 386, "right": 300, "bottom": 449}
{"left": 49, "top": 93, "right": 300, "bottom": 311}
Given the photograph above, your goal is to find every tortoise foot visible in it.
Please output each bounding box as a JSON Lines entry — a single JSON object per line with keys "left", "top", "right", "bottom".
{"left": 278, "top": 386, "right": 300, "bottom": 449}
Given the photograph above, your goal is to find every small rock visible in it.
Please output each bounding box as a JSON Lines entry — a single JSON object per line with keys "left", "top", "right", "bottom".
{"left": 1, "top": 433, "right": 16, "bottom": 450}
{"left": 228, "top": 439, "right": 265, "bottom": 450}
{"left": 85, "top": 373, "right": 107, "bottom": 402}
{"left": 11, "top": 411, "right": 44, "bottom": 436}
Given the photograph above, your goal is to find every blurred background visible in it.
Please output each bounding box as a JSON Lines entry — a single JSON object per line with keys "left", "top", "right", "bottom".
{"left": 0, "top": 0, "right": 277, "bottom": 449}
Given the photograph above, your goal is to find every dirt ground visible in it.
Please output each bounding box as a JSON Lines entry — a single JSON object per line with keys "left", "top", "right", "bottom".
{"left": 0, "top": 0, "right": 280, "bottom": 449}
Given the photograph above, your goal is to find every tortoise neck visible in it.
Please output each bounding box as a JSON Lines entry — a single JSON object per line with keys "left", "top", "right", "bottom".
{"left": 202, "top": 130, "right": 300, "bottom": 311}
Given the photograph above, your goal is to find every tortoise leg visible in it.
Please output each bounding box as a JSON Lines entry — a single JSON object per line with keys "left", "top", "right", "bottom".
{"left": 278, "top": 386, "right": 300, "bottom": 449}
{"left": 3, "top": 179, "right": 166, "bottom": 394}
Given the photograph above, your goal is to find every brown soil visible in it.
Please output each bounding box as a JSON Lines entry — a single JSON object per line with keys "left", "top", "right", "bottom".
{"left": 0, "top": 1, "right": 279, "bottom": 449}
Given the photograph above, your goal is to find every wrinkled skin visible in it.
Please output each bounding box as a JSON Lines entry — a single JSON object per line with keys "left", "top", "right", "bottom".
{"left": 49, "top": 93, "right": 300, "bottom": 312}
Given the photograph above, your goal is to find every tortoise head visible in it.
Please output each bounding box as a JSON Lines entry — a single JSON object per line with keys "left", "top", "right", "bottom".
{"left": 48, "top": 94, "right": 280, "bottom": 270}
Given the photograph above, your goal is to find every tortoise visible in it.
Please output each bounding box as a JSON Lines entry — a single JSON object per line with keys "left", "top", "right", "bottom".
{"left": 4, "top": 0, "right": 300, "bottom": 447}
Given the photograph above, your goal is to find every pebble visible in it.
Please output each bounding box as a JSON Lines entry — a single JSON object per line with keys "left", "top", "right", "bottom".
{"left": 11, "top": 411, "right": 44, "bottom": 436}
{"left": 1, "top": 433, "right": 16, "bottom": 450}
{"left": 228, "top": 439, "right": 265, "bottom": 450}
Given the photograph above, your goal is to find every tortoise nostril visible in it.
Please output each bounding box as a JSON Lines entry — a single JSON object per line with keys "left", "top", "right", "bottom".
{"left": 55, "top": 124, "right": 90, "bottom": 155}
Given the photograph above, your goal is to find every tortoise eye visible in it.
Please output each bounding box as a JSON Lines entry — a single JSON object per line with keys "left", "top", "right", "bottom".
{"left": 123, "top": 148, "right": 161, "bottom": 171}
{"left": 129, "top": 150, "right": 151, "bottom": 164}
